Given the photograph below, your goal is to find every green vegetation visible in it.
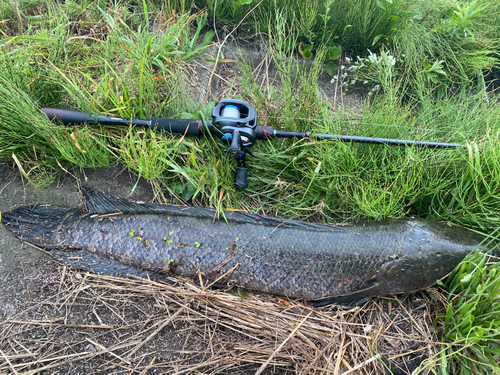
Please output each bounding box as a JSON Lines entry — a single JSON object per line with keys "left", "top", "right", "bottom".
{"left": 1, "top": 0, "right": 500, "bottom": 372}
{"left": 422, "top": 248, "right": 500, "bottom": 373}
{"left": 198, "top": 0, "right": 500, "bottom": 90}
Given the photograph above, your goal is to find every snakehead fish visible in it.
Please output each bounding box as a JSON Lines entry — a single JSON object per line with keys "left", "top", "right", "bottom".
{"left": 1, "top": 188, "right": 487, "bottom": 306}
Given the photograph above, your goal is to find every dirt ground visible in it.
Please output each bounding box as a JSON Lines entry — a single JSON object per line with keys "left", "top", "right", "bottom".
{"left": 0, "top": 162, "right": 444, "bottom": 374}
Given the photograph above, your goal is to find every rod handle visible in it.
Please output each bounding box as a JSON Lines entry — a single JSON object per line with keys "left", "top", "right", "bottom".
{"left": 42, "top": 108, "right": 97, "bottom": 124}
{"left": 150, "top": 117, "right": 205, "bottom": 136}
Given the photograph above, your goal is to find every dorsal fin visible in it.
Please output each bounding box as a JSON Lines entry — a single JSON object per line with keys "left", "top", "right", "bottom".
{"left": 81, "top": 187, "right": 343, "bottom": 232}
{"left": 82, "top": 187, "right": 233, "bottom": 223}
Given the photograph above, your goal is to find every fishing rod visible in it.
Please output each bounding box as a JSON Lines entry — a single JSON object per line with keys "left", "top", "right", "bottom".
{"left": 42, "top": 99, "right": 462, "bottom": 189}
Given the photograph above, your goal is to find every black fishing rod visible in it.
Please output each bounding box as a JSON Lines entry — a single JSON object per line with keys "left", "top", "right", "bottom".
{"left": 42, "top": 99, "right": 462, "bottom": 189}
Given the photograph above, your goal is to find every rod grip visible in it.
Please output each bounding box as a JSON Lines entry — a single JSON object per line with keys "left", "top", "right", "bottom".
{"left": 150, "top": 117, "right": 203, "bottom": 136}
{"left": 41, "top": 108, "right": 97, "bottom": 124}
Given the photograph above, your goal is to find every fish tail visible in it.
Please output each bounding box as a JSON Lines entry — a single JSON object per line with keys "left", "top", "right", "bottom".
{"left": 1, "top": 205, "right": 76, "bottom": 247}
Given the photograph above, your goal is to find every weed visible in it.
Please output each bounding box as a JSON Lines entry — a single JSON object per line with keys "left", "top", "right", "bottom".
{"left": 419, "top": 245, "right": 500, "bottom": 373}
{"left": 194, "top": 0, "right": 500, "bottom": 94}
{"left": 349, "top": 49, "right": 398, "bottom": 91}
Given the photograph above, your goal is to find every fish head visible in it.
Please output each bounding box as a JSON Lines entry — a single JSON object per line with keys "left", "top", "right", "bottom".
{"left": 377, "top": 221, "right": 487, "bottom": 296}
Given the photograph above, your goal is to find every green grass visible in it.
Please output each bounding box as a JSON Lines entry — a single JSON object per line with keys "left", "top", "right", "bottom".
{"left": 2, "top": 0, "right": 500, "bottom": 372}
{"left": 418, "top": 246, "right": 500, "bottom": 374}
{"left": 196, "top": 0, "right": 500, "bottom": 100}
{"left": 1, "top": 1, "right": 499, "bottom": 225}
{"left": 1, "top": 0, "right": 500, "bottom": 224}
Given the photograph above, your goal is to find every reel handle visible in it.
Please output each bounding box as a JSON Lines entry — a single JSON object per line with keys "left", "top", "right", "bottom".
{"left": 235, "top": 166, "right": 248, "bottom": 189}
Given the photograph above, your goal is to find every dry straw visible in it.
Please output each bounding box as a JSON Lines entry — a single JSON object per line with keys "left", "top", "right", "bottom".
{"left": 0, "top": 264, "right": 446, "bottom": 374}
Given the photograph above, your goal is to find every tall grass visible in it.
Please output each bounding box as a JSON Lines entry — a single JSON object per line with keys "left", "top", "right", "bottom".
{"left": 196, "top": 0, "right": 402, "bottom": 51}
{"left": 1, "top": 0, "right": 499, "bottom": 222}
{"left": 417, "top": 247, "right": 500, "bottom": 374}
{"left": 0, "top": 0, "right": 214, "bottom": 194}
{"left": 195, "top": 0, "right": 500, "bottom": 95}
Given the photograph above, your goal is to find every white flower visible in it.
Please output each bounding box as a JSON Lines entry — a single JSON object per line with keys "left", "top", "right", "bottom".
{"left": 345, "top": 57, "right": 351, "bottom": 62}
{"left": 461, "top": 273, "right": 473, "bottom": 283}
{"left": 341, "top": 66, "right": 345, "bottom": 70}
{"left": 364, "top": 325, "right": 372, "bottom": 333}
{"left": 372, "top": 85, "right": 380, "bottom": 91}
{"left": 363, "top": 80, "right": 368, "bottom": 84}
{"left": 351, "top": 80, "right": 356, "bottom": 85}
{"left": 402, "top": 54, "right": 405, "bottom": 57}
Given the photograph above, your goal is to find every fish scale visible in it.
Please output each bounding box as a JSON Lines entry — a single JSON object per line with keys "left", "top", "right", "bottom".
{"left": 1, "top": 187, "right": 487, "bottom": 306}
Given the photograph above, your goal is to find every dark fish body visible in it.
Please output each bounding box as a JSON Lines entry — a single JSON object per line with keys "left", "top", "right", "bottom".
{"left": 1, "top": 188, "right": 487, "bottom": 305}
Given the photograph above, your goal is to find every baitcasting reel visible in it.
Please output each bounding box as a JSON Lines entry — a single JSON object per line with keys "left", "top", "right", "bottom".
{"left": 211, "top": 99, "right": 259, "bottom": 188}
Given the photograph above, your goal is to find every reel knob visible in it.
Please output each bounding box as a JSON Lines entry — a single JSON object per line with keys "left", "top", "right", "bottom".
{"left": 235, "top": 166, "right": 248, "bottom": 189}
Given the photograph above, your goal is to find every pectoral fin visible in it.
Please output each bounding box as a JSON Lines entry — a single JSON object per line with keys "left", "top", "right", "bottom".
{"left": 52, "top": 249, "right": 170, "bottom": 282}
{"left": 309, "top": 283, "right": 380, "bottom": 307}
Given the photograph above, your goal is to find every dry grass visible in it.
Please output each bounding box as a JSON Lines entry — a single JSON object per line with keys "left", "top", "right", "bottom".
{"left": 0, "top": 262, "right": 448, "bottom": 374}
